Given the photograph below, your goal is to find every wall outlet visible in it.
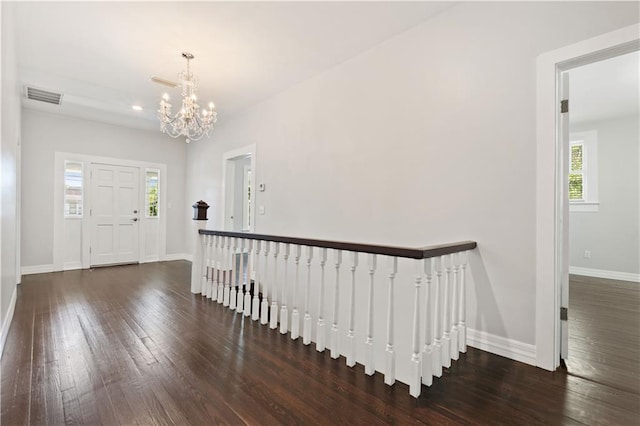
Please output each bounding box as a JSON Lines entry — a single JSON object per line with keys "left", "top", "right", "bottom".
{"left": 584, "top": 250, "right": 591, "bottom": 259}
{"left": 259, "top": 205, "right": 265, "bottom": 215}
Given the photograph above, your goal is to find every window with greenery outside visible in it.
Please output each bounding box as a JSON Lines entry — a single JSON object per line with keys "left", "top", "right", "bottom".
{"left": 146, "top": 170, "right": 159, "bottom": 217}
{"left": 569, "top": 143, "right": 584, "bottom": 201}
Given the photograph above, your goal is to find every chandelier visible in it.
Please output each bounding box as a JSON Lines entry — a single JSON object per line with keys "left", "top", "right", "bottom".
{"left": 158, "top": 52, "right": 217, "bottom": 143}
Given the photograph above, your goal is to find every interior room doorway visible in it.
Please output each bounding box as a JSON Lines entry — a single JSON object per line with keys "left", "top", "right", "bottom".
{"left": 222, "top": 145, "right": 256, "bottom": 232}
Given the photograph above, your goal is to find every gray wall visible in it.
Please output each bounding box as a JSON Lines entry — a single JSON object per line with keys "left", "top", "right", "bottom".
{"left": 570, "top": 115, "right": 640, "bottom": 274}
{"left": 21, "top": 109, "right": 188, "bottom": 267}
{"left": 1, "top": 1, "right": 22, "bottom": 350}
{"left": 186, "top": 1, "right": 640, "bottom": 350}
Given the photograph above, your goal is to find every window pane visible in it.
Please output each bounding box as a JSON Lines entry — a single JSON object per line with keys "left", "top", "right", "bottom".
{"left": 64, "top": 161, "right": 83, "bottom": 217}
{"left": 569, "top": 173, "right": 583, "bottom": 200}
{"left": 146, "top": 170, "right": 159, "bottom": 217}
{"left": 571, "top": 144, "right": 583, "bottom": 172}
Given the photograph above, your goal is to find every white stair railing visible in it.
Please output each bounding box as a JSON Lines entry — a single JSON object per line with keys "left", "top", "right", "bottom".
{"left": 190, "top": 206, "right": 476, "bottom": 398}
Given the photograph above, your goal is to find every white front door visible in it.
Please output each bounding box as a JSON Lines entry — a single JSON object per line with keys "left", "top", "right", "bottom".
{"left": 90, "top": 163, "right": 140, "bottom": 266}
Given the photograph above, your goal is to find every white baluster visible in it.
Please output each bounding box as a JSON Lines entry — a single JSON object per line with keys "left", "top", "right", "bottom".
{"left": 217, "top": 236, "right": 225, "bottom": 304}
{"left": 331, "top": 250, "right": 343, "bottom": 359}
{"left": 280, "top": 244, "right": 291, "bottom": 334}
{"left": 409, "top": 260, "right": 422, "bottom": 398}
{"left": 450, "top": 253, "right": 459, "bottom": 360}
{"left": 316, "top": 248, "right": 328, "bottom": 352}
{"left": 422, "top": 258, "right": 434, "bottom": 387}
{"left": 201, "top": 235, "right": 209, "bottom": 296}
{"left": 346, "top": 252, "right": 358, "bottom": 367}
{"left": 230, "top": 238, "right": 237, "bottom": 310}
{"left": 236, "top": 238, "right": 245, "bottom": 313}
{"left": 364, "top": 253, "right": 377, "bottom": 376}
{"left": 211, "top": 235, "right": 219, "bottom": 301}
{"left": 432, "top": 256, "right": 443, "bottom": 377}
{"left": 244, "top": 239, "right": 254, "bottom": 317}
{"left": 291, "top": 245, "right": 302, "bottom": 340}
{"left": 441, "top": 255, "right": 451, "bottom": 368}
{"left": 261, "top": 241, "right": 271, "bottom": 325}
{"left": 303, "top": 246, "right": 314, "bottom": 345}
{"left": 270, "top": 242, "right": 280, "bottom": 329}
{"left": 206, "top": 236, "right": 214, "bottom": 298}
{"left": 223, "top": 237, "right": 232, "bottom": 307}
{"left": 458, "top": 250, "right": 468, "bottom": 353}
{"left": 251, "top": 240, "right": 261, "bottom": 321}
{"left": 384, "top": 257, "right": 397, "bottom": 386}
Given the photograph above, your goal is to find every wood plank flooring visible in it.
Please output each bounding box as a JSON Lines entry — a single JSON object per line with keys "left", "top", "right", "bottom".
{"left": 2, "top": 262, "right": 639, "bottom": 425}
{"left": 567, "top": 274, "right": 640, "bottom": 398}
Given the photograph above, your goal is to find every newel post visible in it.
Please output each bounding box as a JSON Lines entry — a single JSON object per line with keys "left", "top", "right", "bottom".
{"left": 191, "top": 200, "right": 209, "bottom": 294}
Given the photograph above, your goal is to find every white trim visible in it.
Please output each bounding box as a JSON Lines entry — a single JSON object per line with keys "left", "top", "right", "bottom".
{"left": 570, "top": 267, "right": 640, "bottom": 283}
{"left": 141, "top": 255, "right": 160, "bottom": 264}
{"left": 536, "top": 23, "right": 640, "bottom": 371}
{"left": 63, "top": 261, "right": 82, "bottom": 271}
{"left": 0, "top": 286, "right": 17, "bottom": 358}
{"left": 466, "top": 328, "right": 536, "bottom": 367}
{"left": 569, "top": 202, "right": 599, "bottom": 212}
{"left": 165, "top": 253, "right": 192, "bottom": 262}
{"left": 21, "top": 264, "right": 55, "bottom": 275}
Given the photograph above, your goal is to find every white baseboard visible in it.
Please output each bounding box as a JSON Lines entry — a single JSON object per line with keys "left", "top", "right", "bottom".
{"left": 164, "top": 253, "right": 192, "bottom": 262}
{"left": 140, "top": 256, "right": 160, "bottom": 264}
{"left": 23, "top": 256, "right": 192, "bottom": 274}
{"left": 0, "top": 286, "right": 18, "bottom": 359}
{"left": 466, "top": 328, "right": 536, "bottom": 366}
{"left": 570, "top": 266, "right": 640, "bottom": 283}
{"left": 63, "top": 261, "right": 82, "bottom": 271}
{"left": 21, "top": 264, "right": 54, "bottom": 275}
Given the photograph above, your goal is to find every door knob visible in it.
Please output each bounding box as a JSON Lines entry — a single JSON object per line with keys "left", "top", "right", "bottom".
{"left": 132, "top": 217, "right": 138, "bottom": 222}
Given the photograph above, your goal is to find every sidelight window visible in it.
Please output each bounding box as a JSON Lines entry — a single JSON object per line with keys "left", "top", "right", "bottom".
{"left": 146, "top": 169, "right": 159, "bottom": 217}
{"left": 64, "top": 161, "right": 83, "bottom": 217}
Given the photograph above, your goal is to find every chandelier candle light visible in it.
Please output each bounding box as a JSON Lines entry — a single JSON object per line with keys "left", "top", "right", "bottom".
{"left": 158, "top": 52, "right": 217, "bottom": 143}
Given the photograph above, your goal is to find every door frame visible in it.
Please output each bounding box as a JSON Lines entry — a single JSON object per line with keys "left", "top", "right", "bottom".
{"left": 221, "top": 144, "right": 256, "bottom": 232}
{"left": 535, "top": 23, "right": 639, "bottom": 371}
{"left": 53, "top": 152, "right": 168, "bottom": 271}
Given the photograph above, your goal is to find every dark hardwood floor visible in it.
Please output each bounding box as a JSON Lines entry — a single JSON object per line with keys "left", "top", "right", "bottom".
{"left": 2, "top": 262, "right": 639, "bottom": 425}
{"left": 567, "top": 274, "right": 640, "bottom": 398}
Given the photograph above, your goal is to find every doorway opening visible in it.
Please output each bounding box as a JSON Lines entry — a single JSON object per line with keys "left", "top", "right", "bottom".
{"left": 535, "top": 23, "right": 639, "bottom": 371}
{"left": 562, "top": 51, "right": 639, "bottom": 393}
{"left": 222, "top": 145, "right": 256, "bottom": 232}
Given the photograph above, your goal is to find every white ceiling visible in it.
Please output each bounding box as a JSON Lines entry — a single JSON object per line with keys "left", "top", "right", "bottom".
{"left": 14, "top": 1, "right": 453, "bottom": 130}
{"left": 570, "top": 50, "right": 639, "bottom": 125}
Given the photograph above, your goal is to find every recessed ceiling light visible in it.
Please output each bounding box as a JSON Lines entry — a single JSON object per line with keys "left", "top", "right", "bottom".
{"left": 132, "top": 105, "right": 143, "bottom": 111}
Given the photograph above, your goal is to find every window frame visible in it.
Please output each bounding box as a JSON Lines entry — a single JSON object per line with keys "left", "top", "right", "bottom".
{"left": 145, "top": 168, "right": 160, "bottom": 218}
{"left": 569, "top": 130, "right": 598, "bottom": 212}
{"left": 64, "top": 160, "right": 84, "bottom": 218}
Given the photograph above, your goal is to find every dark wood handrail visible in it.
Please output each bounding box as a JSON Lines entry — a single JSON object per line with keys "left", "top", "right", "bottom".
{"left": 199, "top": 229, "right": 476, "bottom": 259}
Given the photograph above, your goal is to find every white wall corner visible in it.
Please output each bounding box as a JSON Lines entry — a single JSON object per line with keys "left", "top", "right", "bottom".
{"left": 0, "top": 285, "right": 18, "bottom": 359}
{"left": 467, "top": 328, "right": 537, "bottom": 367}
{"left": 570, "top": 267, "right": 640, "bottom": 283}
{"left": 21, "top": 264, "right": 55, "bottom": 275}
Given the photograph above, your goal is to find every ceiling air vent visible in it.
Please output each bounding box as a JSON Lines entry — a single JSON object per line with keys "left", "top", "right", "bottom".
{"left": 25, "top": 87, "right": 63, "bottom": 105}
